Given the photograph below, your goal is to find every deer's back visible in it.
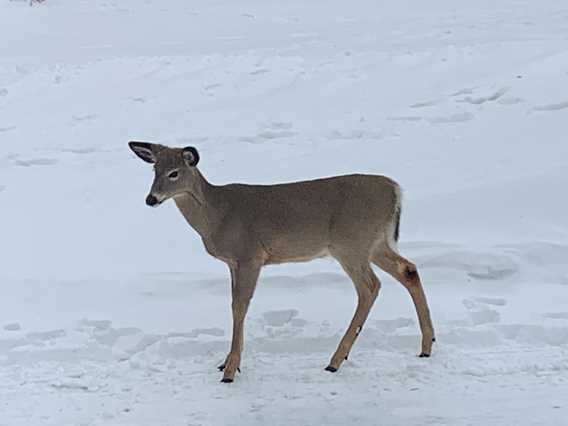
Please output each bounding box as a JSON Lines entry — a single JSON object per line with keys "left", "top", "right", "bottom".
{"left": 217, "top": 174, "right": 400, "bottom": 263}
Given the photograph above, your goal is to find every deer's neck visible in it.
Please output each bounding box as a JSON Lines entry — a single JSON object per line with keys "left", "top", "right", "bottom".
{"left": 173, "top": 170, "right": 223, "bottom": 239}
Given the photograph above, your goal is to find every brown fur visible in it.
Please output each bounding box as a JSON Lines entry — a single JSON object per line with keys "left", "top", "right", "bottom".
{"left": 129, "top": 142, "right": 435, "bottom": 382}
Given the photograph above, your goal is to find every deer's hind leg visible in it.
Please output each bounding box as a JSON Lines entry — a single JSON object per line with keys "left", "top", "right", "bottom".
{"left": 325, "top": 256, "right": 381, "bottom": 372}
{"left": 371, "top": 243, "right": 435, "bottom": 357}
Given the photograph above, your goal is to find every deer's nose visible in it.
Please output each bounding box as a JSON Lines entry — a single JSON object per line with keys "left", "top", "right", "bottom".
{"left": 146, "top": 194, "right": 159, "bottom": 207}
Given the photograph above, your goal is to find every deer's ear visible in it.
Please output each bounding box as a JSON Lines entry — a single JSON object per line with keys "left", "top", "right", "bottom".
{"left": 182, "top": 146, "right": 200, "bottom": 167}
{"left": 129, "top": 141, "right": 157, "bottom": 164}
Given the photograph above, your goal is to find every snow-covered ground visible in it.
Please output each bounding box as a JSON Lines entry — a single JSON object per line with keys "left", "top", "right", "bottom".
{"left": 1, "top": 0, "right": 568, "bottom": 424}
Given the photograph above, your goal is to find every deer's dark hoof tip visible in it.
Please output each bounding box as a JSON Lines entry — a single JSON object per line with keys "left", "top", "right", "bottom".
{"left": 220, "top": 378, "right": 234, "bottom": 383}
{"left": 419, "top": 352, "right": 430, "bottom": 358}
{"left": 432, "top": 337, "right": 436, "bottom": 342}
{"left": 324, "top": 366, "right": 338, "bottom": 373}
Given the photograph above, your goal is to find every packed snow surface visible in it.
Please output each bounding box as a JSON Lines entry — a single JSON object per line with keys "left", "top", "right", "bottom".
{"left": 1, "top": 0, "right": 568, "bottom": 425}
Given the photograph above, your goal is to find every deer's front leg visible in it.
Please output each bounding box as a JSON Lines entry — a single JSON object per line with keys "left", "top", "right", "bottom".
{"left": 220, "top": 260, "right": 261, "bottom": 383}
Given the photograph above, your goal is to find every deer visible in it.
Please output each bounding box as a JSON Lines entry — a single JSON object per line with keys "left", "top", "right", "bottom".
{"left": 128, "top": 141, "right": 435, "bottom": 383}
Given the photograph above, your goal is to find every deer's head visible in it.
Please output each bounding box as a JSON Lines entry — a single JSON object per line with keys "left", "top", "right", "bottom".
{"left": 129, "top": 142, "right": 200, "bottom": 207}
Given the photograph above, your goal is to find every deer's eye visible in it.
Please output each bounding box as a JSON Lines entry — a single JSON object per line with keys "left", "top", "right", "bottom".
{"left": 168, "top": 170, "right": 179, "bottom": 180}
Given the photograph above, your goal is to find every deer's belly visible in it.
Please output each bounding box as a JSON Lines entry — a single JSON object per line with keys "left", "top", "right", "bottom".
{"left": 262, "top": 238, "right": 330, "bottom": 265}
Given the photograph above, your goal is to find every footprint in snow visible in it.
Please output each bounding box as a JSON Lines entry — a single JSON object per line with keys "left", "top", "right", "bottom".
{"left": 451, "top": 87, "right": 475, "bottom": 96}
{"left": 463, "top": 299, "right": 501, "bottom": 326}
{"left": 533, "top": 101, "right": 568, "bottom": 111}
{"left": 3, "top": 322, "right": 21, "bottom": 331}
{"left": 71, "top": 114, "right": 98, "bottom": 126}
{"left": 372, "top": 317, "right": 414, "bottom": 333}
{"left": 542, "top": 312, "right": 568, "bottom": 320}
{"left": 409, "top": 99, "right": 439, "bottom": 108}
{"left": 14, "top": 158, "right": 59, "bottom": 167}
{"left": 26, "top": 329, "right": 66, "bottom": 341}
{"left": 473, "top": 297, "right": 507, "bottom": 306}
{"left": 429, "top": 112, "right": 474, "bottom": 124}
{"left": 250, "top": 68, "right": 269, "bottom": 75}
{"left": 262, "top": 309, "right": 300, "bottom": 327}
{"left": 457, "top": 87, "right": 509, "bottom": 105}
{"left": 240, "top": 122, "right": 298, "bottom": 143}
{"left": 79, "top": 318, "right": 112, "bottom": 331}
{"left": 0, "top": 125, "right": 17, "bottom": 133}
{"left": 387, "top": 116, "right": 423, "bottom": 122}
{"left": 498, "top": 96, "right": 524, "bottom": 105}
{"left": 203, "top": 83, "right": 222, "bottom": 91}
{"left": 168, "top": 328, "right": 225, "bottom": 338}
{"left": 60, "top": 147, "right": 97, "bottom": 155}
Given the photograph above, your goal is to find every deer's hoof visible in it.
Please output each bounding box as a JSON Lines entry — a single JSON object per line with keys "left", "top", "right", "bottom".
{"left": 324, "top": 365, "right": 338, "bottom": 373}
{"left": 419, "top": 352, "right": 431, "bottom": 358}
{"left": 220, "top": 378, "right": 234, "bottom": 383}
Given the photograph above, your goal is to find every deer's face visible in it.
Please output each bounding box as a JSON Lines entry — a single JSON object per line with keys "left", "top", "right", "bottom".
{"left": 128, "top": 142, "right": 200, "bottom": 207}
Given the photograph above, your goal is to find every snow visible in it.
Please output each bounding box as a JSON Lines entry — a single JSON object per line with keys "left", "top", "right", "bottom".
{"left": 1, "top": 0, "right": 568, "bottom": 424}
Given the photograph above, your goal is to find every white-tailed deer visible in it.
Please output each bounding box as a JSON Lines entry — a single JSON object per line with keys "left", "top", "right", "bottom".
{"left": 129, "top": 142, "right": 435, "bottom": 383}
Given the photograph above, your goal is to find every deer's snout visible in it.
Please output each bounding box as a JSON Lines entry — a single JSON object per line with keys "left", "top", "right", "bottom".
{"left": 146, "top": 194, "right": 160, "bottom": 207}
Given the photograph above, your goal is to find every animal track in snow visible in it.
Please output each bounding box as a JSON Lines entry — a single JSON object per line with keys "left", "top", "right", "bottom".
{"left": 543, "top": 312, "right": 568, "bottom": 320}
{"left": 13, "top": 158, "right": 59, "bottom": 167}
{"left": 451, "top": 87, "right": 475, "bottom": 96}
{"left": 262, "top": 309, "right": 300, "bottom": 327}
{"left": 387, "top": 116, "right": 423, "bottom": 122}
{"left": 372, "top": 317, "right": 414, "bottom": 333}
{"left": 250, "top": 68, "right": 269, "bottom": 75}
{"left": 3, "top": 322, "right": 21, "bottom": 331}
{"left": 473, "top": 297, "right": 507, "bottom": 306}
{"left": 0, "top": 125, "right": 17, "bottom": 133}
{"left": 533, "top": 101, "right": 568, "bottom": 111}
{"left": 498, "top": 96, "right": 524, "bottom": 105}
{"left": 410, "top": 99, "right": 439, "bottom": 108}
{"left": 429, "top": 112, "right": 474, "bottom": 124}
{"left": 203, "top": 83, "right": 222, "bottom": 91}
{"left": 457, "top": 87, "right": 509, "bottom": 105}
{"left": 327, "top": 129, "right": 383, "bottom": 140}
{"left": 168, "top": 328, "right": 225, "bottom": 338}
{"left": 240, "top": 122, "right": 297, "bottom": 143}
{"left": 79, "top": 318, "right": 112, "bottom": 331}
{"left": 71, "top": 114, "right": 98, "bottom": 125}
{"left": 26, "top": 329, "right": 66, "bottom": 341}
{"left": 60, "top": 147, "right": 97, "bottom": 155}
{"left": 463, "top": 299, "right": 501, "bottom": 326}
